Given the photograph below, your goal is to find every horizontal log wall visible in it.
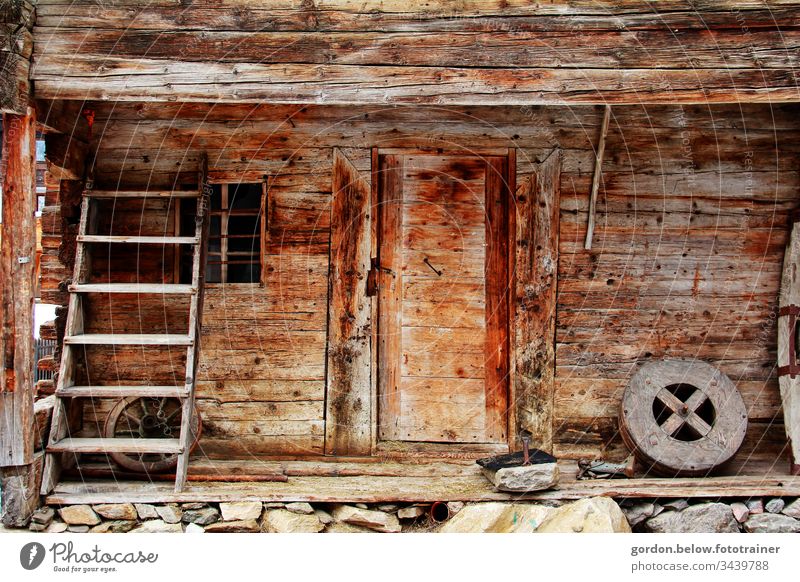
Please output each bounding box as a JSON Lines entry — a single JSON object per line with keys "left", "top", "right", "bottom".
{"left": 30, "top": 0, "right": 800, "bottom": 105}
{"left": 39, "top": 101, "right": 800, "bottom": 465}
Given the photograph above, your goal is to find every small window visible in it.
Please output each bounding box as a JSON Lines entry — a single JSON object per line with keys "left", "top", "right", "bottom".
{"left": 181, "top": 183, "right": 265, "bottom": 284}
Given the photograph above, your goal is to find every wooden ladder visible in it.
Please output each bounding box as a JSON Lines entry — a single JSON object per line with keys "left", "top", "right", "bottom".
{"left": 41, "top": 160, "right": 211, "bottom": 494}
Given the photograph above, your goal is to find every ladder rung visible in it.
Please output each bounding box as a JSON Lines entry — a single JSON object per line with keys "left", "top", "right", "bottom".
{"left": 48, "top": 437, "right": 183, "bottom": 454}
{"left": 56, "top": 385, "right": 190, "bottom": 398}
{"left": 69, "top": 283, "right": 196, "bottom": 295}
{"left": 78, "top": 235, "right": 199, "bottom": 244}
{"left": 86, "top": 190, "right": 199, "bottom": 199}
{"left": 64, "top": 334, "right": 193, "bottom": 346}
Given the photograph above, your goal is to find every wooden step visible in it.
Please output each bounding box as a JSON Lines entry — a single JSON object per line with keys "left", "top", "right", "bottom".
{"left": 64, "top": 334, "right": 192, "bottom": 346}
{"left": 56, "top": 385, "right": 190, "bottom": 398}
{"left": 86, "top": 190, "right": 199, "bottom": 199}
{"left": 48, "top": 437, "right": 183, "bottom": 454}
{"left": 69, "top": 283, "right": 195, "bottom": 295}
{"left": 78, "top": 235, "right": 199, "bottom": 245}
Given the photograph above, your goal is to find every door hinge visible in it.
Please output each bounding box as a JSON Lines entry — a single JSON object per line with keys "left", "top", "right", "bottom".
{"left": 366, "top": 257, "right": 394, "bottom": 296}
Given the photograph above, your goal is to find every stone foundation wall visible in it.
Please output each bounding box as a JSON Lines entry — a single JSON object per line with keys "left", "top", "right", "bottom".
{"left": 2, "top": 497, "right": 797, "bottom": 534}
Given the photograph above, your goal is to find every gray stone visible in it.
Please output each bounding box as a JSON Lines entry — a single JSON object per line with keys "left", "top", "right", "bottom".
{"left": 314, "top": 509, "right": 333, "bottom": 525}
{"left": 730, "top": 502, "right": 750, "bottom": 523}
{"left": 744, "top": 513, "right": 800, "bottom": 533}
{"left": 331, "top": 505, "right": 401, "bottom": 533}
{"left": 90, "top": 520, "right": 137, "bottom": 534}
{"left": 746, "top": 499, "right": 764, "bottom": 514}
{"left": 285, "top": 502, "right": 314, "bottom": 515}
{"left": 155, "top": 504, "right": 183, "bottom": 524}
{"left": 262, "top": 509, "right": 323, "bottom": 533}
{"left": 447, "top": 501, "right": 465, "bottom": 515}
{"left": 220, "top": 501, "right": 263, "bottom": 521}
{"left": 536, "top": 498, "right": 631, "bottom": 533}
{"left": 263, "top": 502, "right": 285, "bottom": 509}
{"left": 355, "top": 503, "right": 368, "bottom": 509}
{"left": 28, "top": 522, "right": 47, "bottom": 532}
{"left": 67, "top": 525, "right": 90, "bottom": 533}
{"left": 184, "top": 523, "right": 205, "bottom": 533}
{"left": 58, "top": 505, "right": 100, "bottom": 526}
{"left": 182, "top": 507, "right": 220, "bottom": 526}
{"left": 31, "top": 507, "right": 55, "bottom": 526}
{"left": 481, "top": 462, "right": 559, "bottom": 492}
{"left": 662, "top": 499, "right": 689, "bottom": 512}
{"left": 645, "top": 503, "right": 739, "bottom": 533}
{"left": 622, "top": 502, "right": 655, "bottom": 527}
{"left": 397, "top": 506, "right": 426, "bottom": 520}
{"left": 765, "top": 498, "right": 785, "bottom": 514}
{"left": 377, "top": 504, "right": 399, "bottom": 513}
{"left": 205, "top": 519, "right": 260, "bottom": 533}
{"left": 93, "top": 503, "right": 138, "bottom": 521}
{"left": 782, "top": 499, "right": 800, "bottom": 519}
{"left": 0, "top": 524, "right": 28, "bottom": 533}
{"left": 651, "top": 504, "right": 665, "bottom": 518}
{"left": 438, "top": 503, "right": 554, "bottom": 533}
{"left": 45, "top": 521, "right": 68, "bottom": 534}
{"left": 134, "top": 504, "right": 159, "bottom": 520}
{"left": 131, "top": 519, "right": 183, "bottom": 533}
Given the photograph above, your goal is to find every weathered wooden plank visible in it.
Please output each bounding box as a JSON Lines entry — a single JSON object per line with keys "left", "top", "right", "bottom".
{"left": 0, "top": 107, "right": 37, "bottom": 467}
{"left": 778, "top": 220, "right": 800, "bottom": 474}
{"left": 514, "top": 150, "right": 561, "bottom": 453}
{"left": 484, "top": 156, "right": 510, "bottom": 443}
{"left": 30, "top": 56, "right": 800, "bottom": 105}
{"left": 377, "top": 154, "right": 404, "bottom": 441}
{"left": 325, "top": 149, "right": 372, "bottom": 456}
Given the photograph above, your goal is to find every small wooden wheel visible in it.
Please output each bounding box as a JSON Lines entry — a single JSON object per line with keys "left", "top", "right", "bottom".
{"left": 103, "top": 397, "right": 202, "bottom": 474}
{"left": 620, "top": 360, "right": 747, "bottom": 476}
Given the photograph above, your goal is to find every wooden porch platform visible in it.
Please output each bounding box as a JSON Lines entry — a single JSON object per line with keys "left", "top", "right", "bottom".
{"left": 45, "top": 457, "right": 800, "bottom": 505}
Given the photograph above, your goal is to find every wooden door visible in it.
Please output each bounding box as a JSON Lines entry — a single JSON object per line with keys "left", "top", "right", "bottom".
{"left": 377, "top": 153, "right": 510, "bottom": 444}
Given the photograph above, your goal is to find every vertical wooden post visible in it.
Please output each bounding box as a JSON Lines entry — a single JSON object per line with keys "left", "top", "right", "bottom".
{"left": 0, "top": 106, "right": 39, "bottom": 525}
{"left": 513, "top": 149, "right": 561, "bottom": 453}
{"left": 325, "top": 149, "right": 372, "bottom": 455}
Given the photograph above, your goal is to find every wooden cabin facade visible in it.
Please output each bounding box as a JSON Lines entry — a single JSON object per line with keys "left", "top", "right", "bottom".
{"left": 3, "top": 1, "right": 800, "bottom": 514}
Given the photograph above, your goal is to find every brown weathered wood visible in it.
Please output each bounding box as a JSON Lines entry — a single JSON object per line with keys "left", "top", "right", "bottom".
{"left": 0, "top": 107, "right": 37, "bottom": 467}
{"left": 325, "top": 149, "right": 372, "bottom": 455}
{"left": 34, "top": 99, "right": 90, "bottom": 142}
{"left": 584, "top": 104, "right": 611, "bottom": 250}
{"left": 484, "top": 156, "right": 510, "bottom": 443}
{"left": 514, "top": 150, "right": 561, "bottom": 453}
{"left": 1, "top": 452, "right": 42, "bottom": 527}
{"left": 48, "top": 437, "right": 183, "bottom": 454}
{"left": 377, "top": 154, "right": 404, "bottom": 441}
{"left": 44, "top": 132, "right": 88, "bottom": 181}
{"left": 778, "top": 220, "right": 800, "bottom": 474}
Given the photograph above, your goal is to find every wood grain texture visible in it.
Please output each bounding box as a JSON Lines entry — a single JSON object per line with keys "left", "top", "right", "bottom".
{"left": 30, "top": 1, "right": 800, "bottom": 105}
{"left": 325, "top": 149, "right": 372, "bottom": 455}
{"left": 0, "top": 107, "right": 37, "bottom": 467}
{"left": 778, "top": 221, "right": 800, "bottom": 472}
{"left": 514, "top": 151, "right": 562, "bottom": 453}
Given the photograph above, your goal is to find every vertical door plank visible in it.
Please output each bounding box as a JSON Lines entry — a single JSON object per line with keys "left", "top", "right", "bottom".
{"left": 514, "top": 150, "right": 561, "bottom": 453}
{"left": 377, "top": 154, "right": 403, "bottom": 441}
{"left": 778, "top": 219, "right": 800, "bottom": 475}
{"left": 325, "top": 148, "right": 372, "bottom": 455}
{"left": 484, "top": 156, "right": 510, "bottom": 443}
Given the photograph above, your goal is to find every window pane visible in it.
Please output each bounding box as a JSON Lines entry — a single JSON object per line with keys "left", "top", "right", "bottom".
{"left": 228, "top": 215, "right": 260, "bottom": 237}
{"left": 227, "top": 262, "right": 261, "bottom": 283}
{"left": 228, "top": 236, "right": 260, "bottom": 253}
{"left": 229, "top": 183, "right": 263, "bottom": 210}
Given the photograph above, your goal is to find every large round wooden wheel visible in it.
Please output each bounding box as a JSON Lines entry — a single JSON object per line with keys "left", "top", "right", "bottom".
{"left": 620, "top": 360, "right": 747, "bottom": 476}
{"left": 103, "top": 397, "right": 202, "bottom": 474}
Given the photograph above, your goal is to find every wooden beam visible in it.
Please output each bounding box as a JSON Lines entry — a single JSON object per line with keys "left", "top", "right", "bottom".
{"left": 0, "top": 106, "right": 37, "bottom": 467}
{"left": 34, "top": 100, "right": 91, "bottom": 142}
{"left": 513, "top": 149, "right": 561, "bottom": 453}
{"left": 0, "top": 105, "right": 38, "bottom": 526}
{"left": 1, "top": 0, "right": 34, "bottom": 115}
{"left": 325, "top": 148, "right": 372, "bottom": 456}
{"left": 584, "top": 104, "right": 612, "bottom": 250}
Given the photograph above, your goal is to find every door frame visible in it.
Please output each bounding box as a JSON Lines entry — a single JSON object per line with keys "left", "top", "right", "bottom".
{"left": 369, "top": 147, "right": 517, "bottom": 457}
